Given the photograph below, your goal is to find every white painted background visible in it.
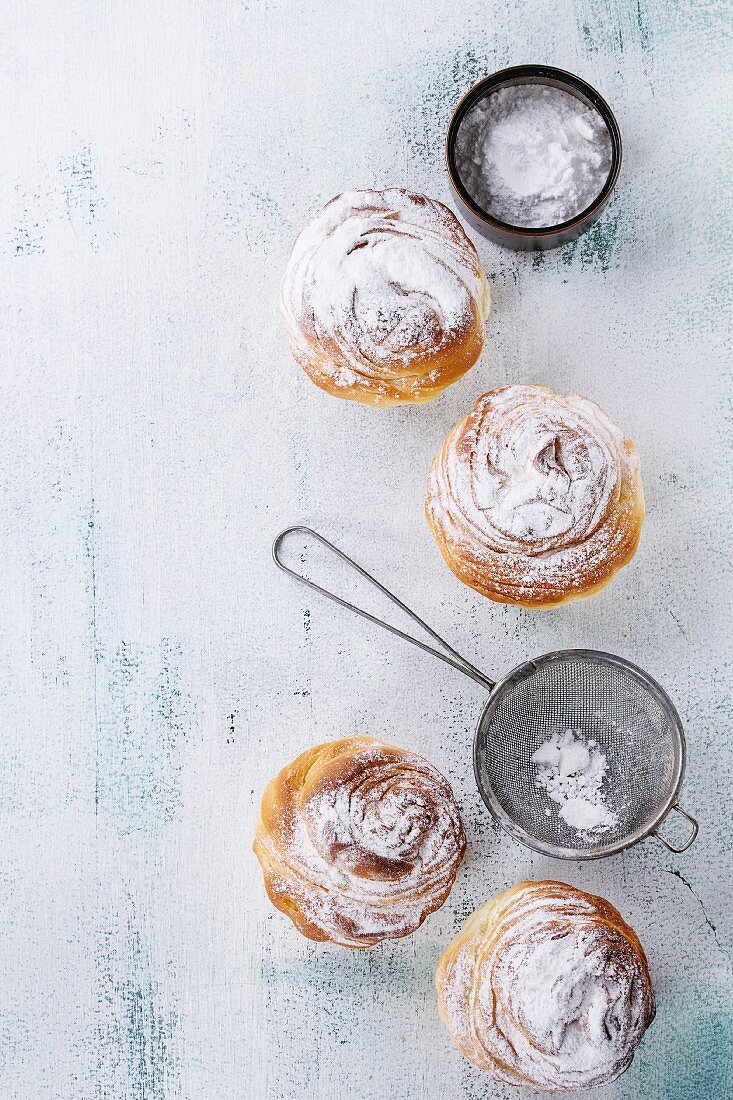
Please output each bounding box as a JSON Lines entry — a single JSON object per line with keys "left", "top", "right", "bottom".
{"left": 1, "top": 2, "right": 731, "bottom": 1098}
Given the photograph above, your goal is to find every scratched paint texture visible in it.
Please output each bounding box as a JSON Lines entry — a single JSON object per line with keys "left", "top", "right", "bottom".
{"left": 0, "top": 1, "right": 731, "bottom": 1098}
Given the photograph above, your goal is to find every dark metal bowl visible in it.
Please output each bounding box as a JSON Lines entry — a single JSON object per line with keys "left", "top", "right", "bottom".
{"left": 446, "top": 64, "right": 622, "bottom": 251}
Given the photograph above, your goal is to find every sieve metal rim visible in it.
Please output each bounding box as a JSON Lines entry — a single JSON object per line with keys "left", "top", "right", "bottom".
{"left": 472, "top": 648, "right": 687, "bottom": 860}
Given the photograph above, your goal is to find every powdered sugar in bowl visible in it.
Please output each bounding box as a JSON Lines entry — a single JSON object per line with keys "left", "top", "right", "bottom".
{"left": 446, "top": 65, "right": 622, "bottom": 250}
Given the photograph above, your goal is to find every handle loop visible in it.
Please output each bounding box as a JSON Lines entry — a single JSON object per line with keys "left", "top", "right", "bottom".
{"left": 653, "top": 804, "right": 699, "bottom": 853}
{"left": 273, "top": 526, "right": 495, "bottom": 692}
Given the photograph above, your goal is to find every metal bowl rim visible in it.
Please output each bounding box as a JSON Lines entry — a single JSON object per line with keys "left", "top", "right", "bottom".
{"left": 445, "top": 64, "right": 623, "bottom": 236}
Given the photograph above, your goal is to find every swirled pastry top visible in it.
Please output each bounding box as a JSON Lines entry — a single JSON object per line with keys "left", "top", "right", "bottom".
{"left": 435, "top": 881, "right": 655, "bottom": 1091}
{"left": 254, "top": 736, "right": 466, "bottom": 947}
{"left": 425, "top": 385, "right": 644, "bottom": 606}
{"left": 280, "top": 189, "right": 489, "bottom": 405}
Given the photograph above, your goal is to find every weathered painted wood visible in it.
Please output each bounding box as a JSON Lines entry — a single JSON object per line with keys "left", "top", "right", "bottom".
{"left": 0, "top": 1, "right": 730, "bottom": 1097}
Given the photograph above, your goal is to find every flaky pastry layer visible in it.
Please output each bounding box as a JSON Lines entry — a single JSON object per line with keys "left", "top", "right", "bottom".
{"left": 280, "top": 188, "right": 489, "bottom": 406}
{"left": 425, "top": 385, "right": 645, "bottom": 607}
{"left": 435, "top": 880, "right": 655, "bottom": 1091}
{"left": 254, "top": 736, "right": 466, "bottom": 947}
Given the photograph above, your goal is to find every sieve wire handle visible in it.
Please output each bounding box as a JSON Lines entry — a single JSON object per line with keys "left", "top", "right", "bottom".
{"left": 652, "top": 804, "right": 699, "bottom": 853}
{"left": 273, "top": 526, "right": 496, "bottom": 692}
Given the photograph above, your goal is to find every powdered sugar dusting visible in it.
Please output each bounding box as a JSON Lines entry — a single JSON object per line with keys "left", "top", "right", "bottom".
{"left": 280, "top": 188, "right": 489, "bottom": 399}
{"left": 473, "top": 400, "right": 614, "bottom": 543}
{"left": 256, "top": 737, "right": 466, "bottom": 947}
{"left": 436, "top": 881, "right": 655, "bottom": 1090}
{"left": 426, "top": 385, "right": 643, "bottom": 604}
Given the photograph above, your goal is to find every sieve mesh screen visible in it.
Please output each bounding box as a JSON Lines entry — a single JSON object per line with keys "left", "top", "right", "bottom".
{"left": 474, "top": 652, "right": 683, "bottom": 858}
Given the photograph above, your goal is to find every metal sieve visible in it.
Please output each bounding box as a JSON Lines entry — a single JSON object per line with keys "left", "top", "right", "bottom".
{"left": 273, "top": 527, "right": 698, "bottom": 859}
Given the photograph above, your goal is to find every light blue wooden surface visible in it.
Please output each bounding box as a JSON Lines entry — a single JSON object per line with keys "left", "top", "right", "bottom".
{"left": 0, "top": 1, "right": 731, "bottom": 1098}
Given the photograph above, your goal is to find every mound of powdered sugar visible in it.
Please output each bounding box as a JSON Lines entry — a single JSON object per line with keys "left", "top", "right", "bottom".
{"left": 532, "top": 729, "right": 618, "bottom": 835}
{"left": 455, "top": 83, "right": 613, "bottom": 228}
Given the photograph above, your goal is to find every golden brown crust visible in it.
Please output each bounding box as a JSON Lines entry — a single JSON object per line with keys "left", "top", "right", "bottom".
{"left": 254, "top": 736, "right": 466, "bottom": 947}
{"left": 435, "top": 880, "right": 655, "bottom": 1091}
{"left": 280, "top": 188, "right": 490, "bottom": 406}
{"left": 425, "top": 385, "right": 645, "bottom": 607}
